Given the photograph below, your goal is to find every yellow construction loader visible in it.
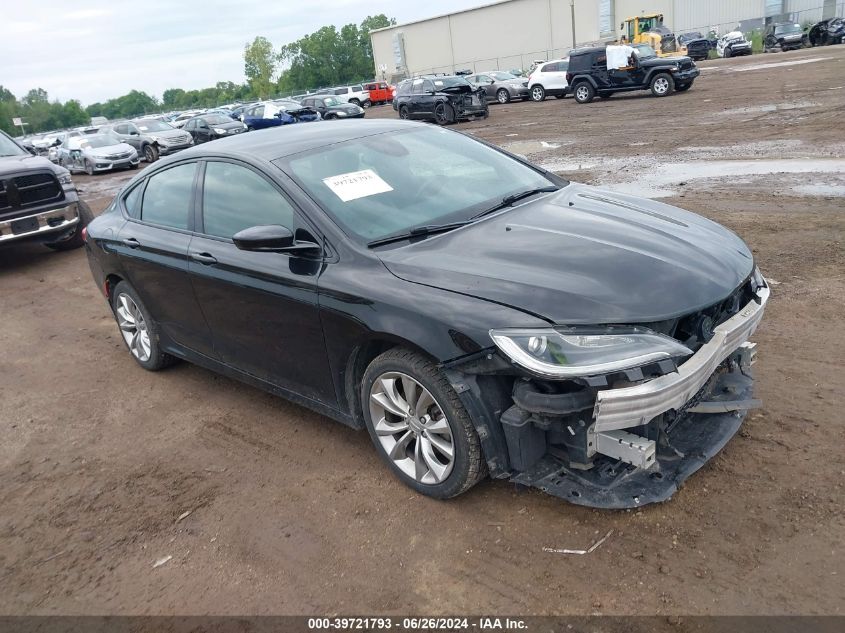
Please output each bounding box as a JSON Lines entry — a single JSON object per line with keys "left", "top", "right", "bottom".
{"left": 620, "top": 14, "right": 686, "bottom": 57}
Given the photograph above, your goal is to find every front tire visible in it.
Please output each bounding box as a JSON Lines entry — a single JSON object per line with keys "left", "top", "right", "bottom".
{"left": 650, "top": 72, "right": 675, "bottom": 97}
{"left": 111, "top": 281, "right": 176, "bottom": 372}
{"left": 433, "top": 102, "right": 454, "bottom": 125}
{"left": 573, "top": 82, "right": 595, "bottom": 104}
{"left": 143, "top": 144, "right": 159, "bottom": 163}
{"left": 84, "top": 160, "right": 94, "bottom": 176}
{"left": 362, "top": 348, "right": 485, "bottom": 499}
{"left": 675, "top": 82, "right": 692, "bottom": 92}
{"left": 398, "top": 105, "right": 410, "bottom": 120}
{"left": 530, "top": 85, "right": 545, "bottom": 101}
{"left": 496, "top": 88, "right": 510, "bottom": 104}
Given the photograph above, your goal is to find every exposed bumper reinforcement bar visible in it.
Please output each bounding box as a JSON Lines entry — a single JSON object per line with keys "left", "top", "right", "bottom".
{"left": 592, "top": 285, "right": 769, "bottom": 432}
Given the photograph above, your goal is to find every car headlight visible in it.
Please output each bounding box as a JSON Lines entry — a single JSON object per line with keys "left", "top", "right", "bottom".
{"left": 489, "top": 327, "right": 693, "bottom": 378}
{"left": 337, "top": 111, "right": 348, "bottom": 117}
{"left": 149, "top": 135, "right": 159, "bottom": 142}
{"left": 57, "top": 172, "right": 74, "bottom": 186}
{"left": 213, "top": 128, "right": 227, "bottom": 134}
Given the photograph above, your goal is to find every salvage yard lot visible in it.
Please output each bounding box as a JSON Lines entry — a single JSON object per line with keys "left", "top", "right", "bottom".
{"left": 1, "top": 45, "right": 843, "bottom": 615}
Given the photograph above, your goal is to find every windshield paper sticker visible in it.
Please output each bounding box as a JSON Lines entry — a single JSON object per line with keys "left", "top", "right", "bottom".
{"left": 322, "top": 169, "right": 393, "bottom": 202}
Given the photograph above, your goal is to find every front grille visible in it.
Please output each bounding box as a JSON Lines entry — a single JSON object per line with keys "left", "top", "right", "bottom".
{"left": 106, "top": 152, "right": 131, "bottom": 160}
{"left": 0, "top": 172, "right": 63, "bottom": 215}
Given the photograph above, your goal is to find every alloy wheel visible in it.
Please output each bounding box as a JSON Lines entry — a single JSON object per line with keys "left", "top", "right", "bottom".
{"left": 369, "top": 372, "right": 455, "bottom": 485}
{"left": 531, "top": 86, "right": 544, "bottom": 101}
{"left": 115, "top": 293, "right": 152, "bottom": 362}
{"left": 497, "top": 89, "right": 509, "bottom": 104}
{"left": 575, "top": 85, "right": 590, "bottom": 101}
{"left": 434, "top": 103, "right": 449, "bottom": 124}
{"left": 653, "top": 77, "right": 670, "bottom": 95}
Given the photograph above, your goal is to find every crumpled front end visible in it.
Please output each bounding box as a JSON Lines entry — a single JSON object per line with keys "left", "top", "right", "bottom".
{"left": 457, "top": 274, "right": 769, "bottom": 509}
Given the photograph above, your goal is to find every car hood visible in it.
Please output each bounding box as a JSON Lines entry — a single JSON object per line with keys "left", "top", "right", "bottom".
{"left": 641, "top": 55, "right": 693, "bottom": 67}
{"left": 87, "top": 143, "right": 135, "bottom": 157}
{"left": 210, "top": 120, "right": 244, "bottom": 130}
{"left": 376, "top": 183, "right": 753, "bottom": 324}
{"left": 0, "top": 153, "right": 66, "bottom": 176}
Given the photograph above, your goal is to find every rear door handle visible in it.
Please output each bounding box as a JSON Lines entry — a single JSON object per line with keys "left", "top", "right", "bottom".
{"left": 190, "top": 252, "right": 218, "bottom": 265}
{"left": 122, "top": 238, "right": 140, "bottom": 248}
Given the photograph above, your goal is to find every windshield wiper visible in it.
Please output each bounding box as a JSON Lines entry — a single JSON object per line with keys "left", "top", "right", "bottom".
{"left": 470, "top": 186, "right": 559, "bottom": 220}
{"left": 367, "top": 221, "right": 470, "bottom": 248}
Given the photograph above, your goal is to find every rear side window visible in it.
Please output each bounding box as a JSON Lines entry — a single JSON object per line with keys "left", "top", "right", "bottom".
{"left": 396, "top": 81, "right": 411, "bottom": 95}
{"left": 140, "top": 163, "right": 196, "bottom": 230}
{"left": 568, "top": 54, "right": 591, "bottom": 72}
{"left": 541, "top": 62, "right": 559, "bottom": 72}
{"left": 201, "top": 161, "right": 294, "bottom": 239}
{"left": 352, "top": 85, "right": 363, "bottom": 92}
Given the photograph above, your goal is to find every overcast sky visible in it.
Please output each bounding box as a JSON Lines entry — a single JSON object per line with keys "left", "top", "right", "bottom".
{"left": 2, "top": 0, "right": 481, "bottom": 106}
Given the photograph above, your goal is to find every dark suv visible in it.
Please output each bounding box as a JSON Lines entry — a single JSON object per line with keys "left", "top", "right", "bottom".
{"left": 565, "top": 45, "right": 699, "bottom": 104}
{"left": 0, "top": 129, "right": 92, "bottom": 251}
{"left": 393, "top": 76, "right": 488, "bottom": 125}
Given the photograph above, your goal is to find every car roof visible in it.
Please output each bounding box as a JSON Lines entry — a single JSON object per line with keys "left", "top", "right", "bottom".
{"left": 171, "top": 119, "right": 420, "bottom": 162}
{"left": 569, "top": 47, "right": 605, "bottom": 56}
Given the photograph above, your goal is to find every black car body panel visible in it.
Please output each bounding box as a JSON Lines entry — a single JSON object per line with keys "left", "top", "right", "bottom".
{"left": 0, "top": 132, "right": 83, "bottom": 247}
{"left": 393, "top": 76, "right": 488, "bottom": 123}
{"left": 764, "top": 23, "right": 807, "bottom": 51}
{"left": 566, "top": 47, "right": 699, "bottom": 98}
{"left": 808, "top": 17, "right": 845, "bottom": 46}
{"left": 83, "top": 121, "right": 767, "bottom": 507}
{"left": 375, "top": 184, "right": 752, "bottom": 324}
{"left": 678, "top": 32, "right": 712, "bottom": 60}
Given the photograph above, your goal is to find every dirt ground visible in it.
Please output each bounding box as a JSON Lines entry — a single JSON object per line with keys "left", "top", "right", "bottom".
{"left": 1, "top": 45, "right": 843, "bottom": 616}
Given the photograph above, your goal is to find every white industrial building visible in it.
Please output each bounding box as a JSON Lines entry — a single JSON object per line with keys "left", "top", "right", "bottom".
{"left": 370, "top": 0, "right": 844, "bottom": 80}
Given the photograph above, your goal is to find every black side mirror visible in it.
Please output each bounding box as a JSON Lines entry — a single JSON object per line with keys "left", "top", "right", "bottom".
{"left": 233, "top": 225, "right": 321, "bottom": 255}
{"left": 26, "top": 146, "right": 37, "bottom": 155}
{"left": 130, "top": 130, "right": 139, "bottom": 135}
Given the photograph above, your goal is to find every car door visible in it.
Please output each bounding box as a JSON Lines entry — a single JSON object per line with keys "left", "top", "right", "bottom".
{"left": 476, "top": 74, "right": 496, "bottom": 100}
{"left": 115, "top": 161, "right": 215, "bottom": 356}
{"left": 194, "top": 119, "right": 211, "bottom": 142}
{"left": 187, "top": 159, "right": 336, "bottom": 406}
{"left": 124, "top": 122, "right": 143, "bottom": 149}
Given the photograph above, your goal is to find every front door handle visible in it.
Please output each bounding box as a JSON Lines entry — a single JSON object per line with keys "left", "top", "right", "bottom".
{"left": 122, "top": 237, "right": 140, "bottom": 248}
{"left": 190, "top": 252, "right": 218, "bottom": 265}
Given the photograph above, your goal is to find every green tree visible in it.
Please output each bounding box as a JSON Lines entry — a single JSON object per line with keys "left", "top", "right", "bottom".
{"left": 244, "top": 36, "right": 276, "bottom": 99}
{"left": 277, "top": 15, "right": 395, "bottom": 93}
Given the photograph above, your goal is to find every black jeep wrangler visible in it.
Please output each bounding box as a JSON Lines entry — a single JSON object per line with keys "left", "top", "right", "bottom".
{"left": 0, "top": 129, "right": 92, "bottom": 251}
{"left": 565, "top": 45, "right": 700, "bottom": 104}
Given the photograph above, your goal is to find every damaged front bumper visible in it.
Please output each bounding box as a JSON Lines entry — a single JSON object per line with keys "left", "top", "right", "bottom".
{"left": 499, "top": 284, "right": 770, "bottom": 508}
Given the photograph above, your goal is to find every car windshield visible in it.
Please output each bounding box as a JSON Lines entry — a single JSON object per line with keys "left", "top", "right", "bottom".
{"left": 282, "top": 127, "right": 558, "bottom": 243}
{"left": 80, "top": 134, "right": 121, "bottom": 149}
{"left": 322, "top": 97, "right": 342, "bottom": 106}
{"left": 635, "top": 44, "right": 657, "bottom": 58}
{"left": 490, "top": 71, "right": 518, "bottom": 80}
{"left": 775, "top": 24, "right": 802, "bottom": 34}
{"left": 429, "top": 76, "right": 469, "bottom": 89}
{"left": 136, "top": 120, "right": 174, "bottom": 132}
{"left": 0, "top": 133, "right": 27, "bottom": 157}
{"left": 204, "top": 114, "right": 231, "bottom": 125}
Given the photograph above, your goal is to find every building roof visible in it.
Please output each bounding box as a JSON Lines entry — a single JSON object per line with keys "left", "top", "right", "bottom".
{"left": 370, "top": 0, "right": 520, "bottom": 34}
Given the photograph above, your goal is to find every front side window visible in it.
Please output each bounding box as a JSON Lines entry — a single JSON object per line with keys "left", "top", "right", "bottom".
{"left": 123, "top": 182, "right": 144, "bottom": 218}
{"left": 283, "top": 127, "right": 557, "bottom": 243}
{"left": 140, "top": 163, "right": 196, "bottom": 230}
{"left": 201, "top": 161, "right": 294, "bottom": 239}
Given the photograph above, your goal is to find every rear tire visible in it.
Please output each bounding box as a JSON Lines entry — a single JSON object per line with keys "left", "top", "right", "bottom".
{"left": 398, "top": 105, "right": 410, "bottom": 120}
{"left": 362, "top": 99, "right": 372, "bottom": 108}
{"left": 361, "top": 348, "right": 486, "bottom": 499}
{"left": 530, "top": 85, "right": 545, "bottom": 101}
{"left": 45, "top": 200, "right": 93, "bottom": 251}
{"left": 496, "top": 89, "right": 510, "bottom": 104}
{"left": 111, "top": 281, "right": 177, "bottom": 372}
{"left": 573, "top": 82, "right": 595, "bottom": 104}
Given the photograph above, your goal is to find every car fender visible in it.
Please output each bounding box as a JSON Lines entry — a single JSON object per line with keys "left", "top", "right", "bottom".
{"left": 570, "top": 74, "right": 598, "bottom": 89}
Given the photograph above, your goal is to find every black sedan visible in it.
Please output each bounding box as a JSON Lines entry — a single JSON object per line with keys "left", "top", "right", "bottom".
{"left": 183, "top": 114, "right": 246, "bottom": 144}
{"left": 299, "top": 95, "right": 364, "bottom": 120}
{"left": 83, "top": 120, "right": 769, "bottom": 508}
